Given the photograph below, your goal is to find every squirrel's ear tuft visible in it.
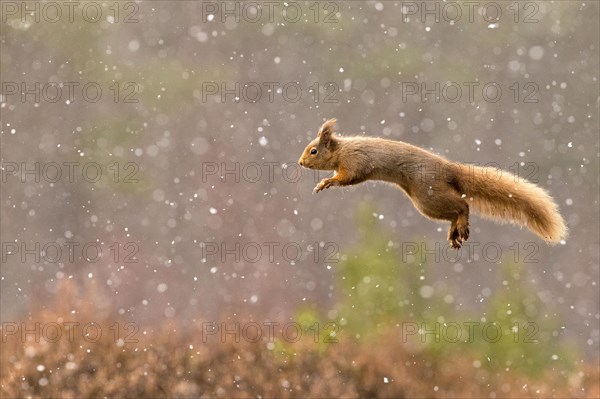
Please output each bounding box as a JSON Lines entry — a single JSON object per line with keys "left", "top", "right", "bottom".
{"left": 318, "top": 118, "right": 337, "bottom": 139}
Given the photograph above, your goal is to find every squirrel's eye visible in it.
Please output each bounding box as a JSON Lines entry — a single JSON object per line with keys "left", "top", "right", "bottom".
{"left": 310, "top": 148, "right": 317, "bottom": 155}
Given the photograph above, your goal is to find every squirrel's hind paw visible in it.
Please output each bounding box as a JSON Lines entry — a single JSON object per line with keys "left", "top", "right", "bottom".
{"left": 448, "top": 222, "right": 470, "bottom": 249}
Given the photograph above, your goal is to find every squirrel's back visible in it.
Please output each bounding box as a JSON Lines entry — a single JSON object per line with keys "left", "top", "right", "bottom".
{"left": 336, "top": 136, "right": 448, "bottom": 188}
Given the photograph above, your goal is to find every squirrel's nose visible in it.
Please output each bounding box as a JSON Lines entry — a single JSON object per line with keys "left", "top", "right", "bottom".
{"left": 298, "top": 159, "right": 304, "bottom": 166}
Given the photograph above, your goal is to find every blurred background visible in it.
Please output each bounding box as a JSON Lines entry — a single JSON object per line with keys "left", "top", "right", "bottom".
{"left": 1, "top": 1, "right": 599, "bottom": 397}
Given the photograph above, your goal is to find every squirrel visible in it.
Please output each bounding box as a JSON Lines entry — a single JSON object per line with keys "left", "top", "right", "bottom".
{"left": 298, "top": 118, "right": 567, "bottom": 249}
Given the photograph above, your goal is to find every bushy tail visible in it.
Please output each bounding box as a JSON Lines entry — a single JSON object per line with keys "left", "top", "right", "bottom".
{"left": 458, "top": 164, "right": 567, "bottom": 243}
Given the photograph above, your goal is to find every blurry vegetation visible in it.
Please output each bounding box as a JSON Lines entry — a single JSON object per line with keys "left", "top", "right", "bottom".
{"left": 1, "top": 222, "right": 595, "bottom": 398}
{"left": 296, "top": 202, "right": 577, "bottom": 379}
{"left": 334, "top": 202, "right": 451, "bottom": 336}
{"left": 1, "top": 279, "right": 597, "bottom": 399}
{"left": 478, "top": 261, "right": 574, "bottom": 376}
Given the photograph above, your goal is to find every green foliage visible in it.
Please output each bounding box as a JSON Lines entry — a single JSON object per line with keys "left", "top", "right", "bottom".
{"left": 334, "top": 202, "right": 451, "bottom": 337}
{"left": 297, "top": 201, "right": 576, "bottom": 377}
{"left": 270, "top": 306, "right": 340, "bottom": 357}
{"left": 473, "top": 261, "right": 573, "bottom": 376}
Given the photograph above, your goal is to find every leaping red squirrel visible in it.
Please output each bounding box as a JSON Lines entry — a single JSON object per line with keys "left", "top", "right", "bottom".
{"left": 298, "top": 118, "right": 567, "bottom": 248}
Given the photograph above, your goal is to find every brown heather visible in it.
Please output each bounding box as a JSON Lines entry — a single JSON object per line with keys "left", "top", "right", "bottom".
{"left": 1, "top": 282, "right": 598, "bottom": 398}
{"left": 2, "top": 320, "right": 599, "bottom": 398}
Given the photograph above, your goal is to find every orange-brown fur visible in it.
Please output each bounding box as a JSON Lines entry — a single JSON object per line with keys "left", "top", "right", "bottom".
{"left": 298, "top": 119, "right": 567, "bottom": 248}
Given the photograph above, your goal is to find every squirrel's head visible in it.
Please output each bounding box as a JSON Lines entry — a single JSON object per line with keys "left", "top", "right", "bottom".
{"left": 298, "top": 118, "right": 339, "bottom": 171}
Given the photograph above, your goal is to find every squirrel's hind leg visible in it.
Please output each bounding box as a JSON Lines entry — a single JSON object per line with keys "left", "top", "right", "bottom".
{"left": 448, "top": 212, "right": 470, "bottom": 249}
{"left": 409, "top": 190, "right": 470, "bottom": 248}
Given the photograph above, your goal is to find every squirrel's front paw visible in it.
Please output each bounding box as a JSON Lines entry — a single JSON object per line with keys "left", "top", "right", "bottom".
{"left": 313, "top": 178, "right": 334, "bottom": 194}
{"left": 313, "top": 182, "right": 326, "bottom": 194}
